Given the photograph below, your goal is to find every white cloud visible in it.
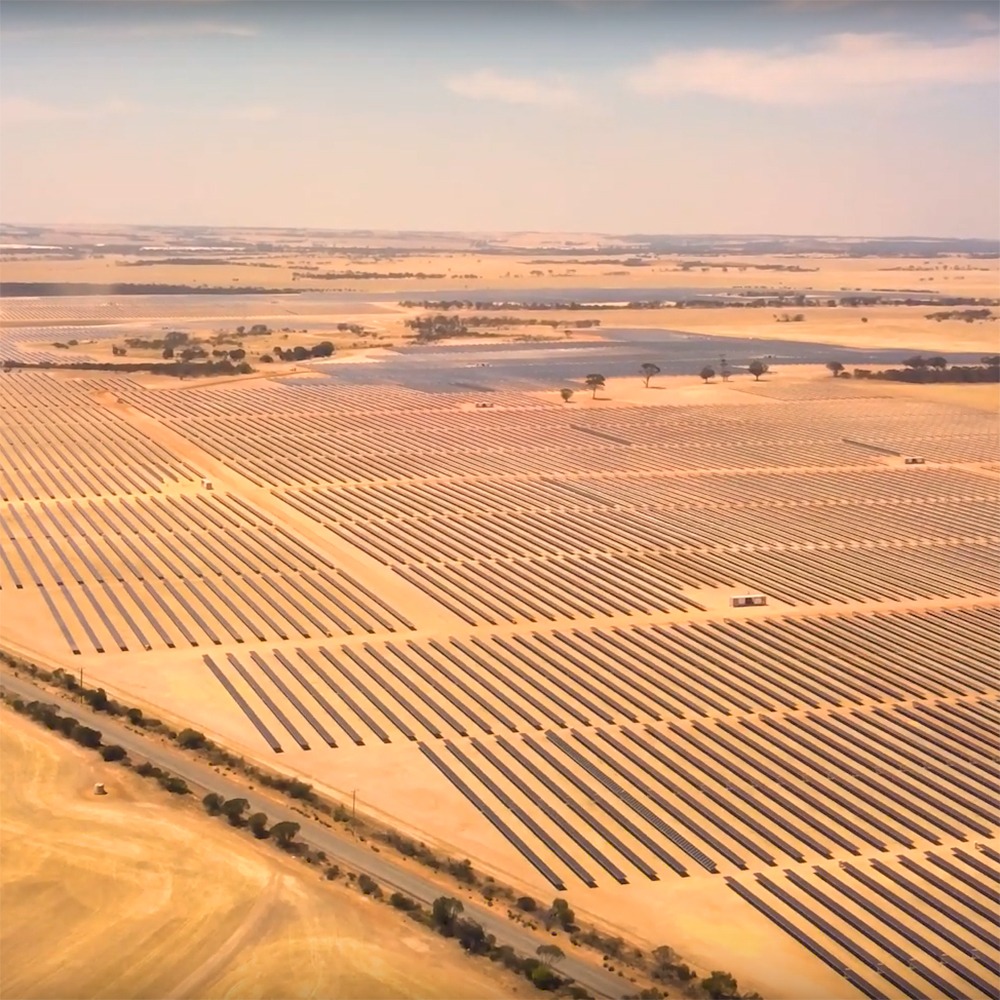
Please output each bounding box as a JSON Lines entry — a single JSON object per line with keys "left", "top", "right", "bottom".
{"left": 2, "top": 20, "right": 257, "bottom": 41}
{"left": 446, "top": 69, "right": 578, "bottom": 107}
{"left": 626, "top": 32, "right": 999, "bottom": 105}
{"left": 0, "top": 97, "right": 140, "bottom": 125}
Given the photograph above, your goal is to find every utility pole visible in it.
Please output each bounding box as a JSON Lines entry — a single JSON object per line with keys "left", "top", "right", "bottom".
{"left": 352, "top": 789, "right": 356, "bottom": 820}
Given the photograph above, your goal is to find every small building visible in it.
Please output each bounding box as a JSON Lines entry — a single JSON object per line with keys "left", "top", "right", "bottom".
{"left": 730, "top": 594, "right": 767, "bottom": 608}
{"left": 202, "top": 478, "right": 214, "bottom": 490}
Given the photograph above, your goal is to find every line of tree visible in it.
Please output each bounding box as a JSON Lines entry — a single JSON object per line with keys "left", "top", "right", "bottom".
{"left": 700, "top": 360, "right": 768, "bottom": 382}
{"left": 292, "top": 270, "right": 454, "bottom": 280}
{"left": 201, "top": 794, "right": 301, "bottom": 848}
{"left": 0, "top": 283, "right": 302, "bottom": 297}
{"left": 852, "top": 356, "right": 999, "bottom": 383}
{"left": 925, "top": 308, "right": 995, "bottom": 322}
{"left": 265, "top": 341, "right": 335, "bottom": 362}
{"left": 400, "top": 299, "right": 667, "bottom": 311}
{"left": 1, "top": 652, "right": 757, "bottom": 1000}
{"left": 1, "top": 358, "right": 253, "bottom": 377}
{"left": 4, "top": 694, "right": 189, "bottom": 795}
{"left": 462, "top": 315, "right": 601, "bottom": 329}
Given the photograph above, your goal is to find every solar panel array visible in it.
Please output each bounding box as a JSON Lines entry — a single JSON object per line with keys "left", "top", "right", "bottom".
{"left": 1, "top": 369, "right": 997, "bottom": 1000}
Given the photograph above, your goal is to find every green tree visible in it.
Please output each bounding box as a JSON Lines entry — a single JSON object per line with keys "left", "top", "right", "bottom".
{"left": 160, "top": 776, "right": 189, "bottom": 795}
{"left": 640, "top": 362, "right": 661, "bottom": 388}
{"left": 584, "top": 373, "right": 606, "bottom": 399}
{"left": 516, "top": 895, "right": 538, "bottom": 912}
{"left": 701, "top": 970, "right": 740, "bottom": 999}
{"left": 228, "top": 348, "right": 246, "bottom": 362}
{"left": 826, "top": 361, "right": 844, "bottom": 377}
{"left": 84, "top": 688, "right": 109, "bottom": 712}
{"left": 559, "top": 388, "right": 574, "bottom": 403}
{"left": 270, "top": 820, "right": 300, "bottom": 849}
{"left": 431, "top": 896, "right": 464, "bottom": 932}
{"left": 71, "top": 724, "right": 102, "bottom": 749}
{"left": 699, "top": 365, "right": 716, "bottom": 383}
{"left": 529, "top": 963, "right": 561, "bottom": 990}
{"left": 748, "top": 359, "right": 768, "bottom": 381}
{"left": 100, "top": 744, "right": 127, "bottom": 762}
{"left": 177, "top": 728, "right": 206, "bottom": 750}
{"left": 357, "top": 873, "right": 381, "bottom": 897}
{"left": 546, "top": 897, "right": 575, "bottom": 930}
{"left": 202, "top": 792, "right": 225, "bottom": 815}
{"left": 927, "top": 355, "right": 948, "bottom": 370}
{"left": 389, "top": 891, "right": 419, "bottom": 910}
{"left": 537, "top": 944, "right": 564, "bottom": 966}
{"left": 220, "top": 797, "right": 249, "bottom": 826}
{"left": 247, "top": 812, "right": 270, "bottom": 839}
{"left": 903, "top": 355, "right": 928, "bottom": 369}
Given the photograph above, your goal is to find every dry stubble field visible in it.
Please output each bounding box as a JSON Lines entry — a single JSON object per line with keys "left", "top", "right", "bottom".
{"left": 1, "top": 242, "right": 998, "bottom": 1000}
{"left": 0, "top": 709, "right": 526, "bottom": 1000}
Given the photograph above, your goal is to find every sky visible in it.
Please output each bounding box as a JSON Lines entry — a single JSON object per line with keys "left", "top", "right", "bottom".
{"left": 1, "top": 0, "right": 998, "bottom": 238}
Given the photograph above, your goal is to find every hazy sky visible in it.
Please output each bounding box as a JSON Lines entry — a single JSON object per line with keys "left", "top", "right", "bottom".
{"left": 2, "top": 0, "right": 998, "bottom": 237}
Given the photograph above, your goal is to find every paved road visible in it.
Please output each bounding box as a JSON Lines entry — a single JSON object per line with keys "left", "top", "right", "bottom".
{"left": 0, "top": 669, "right": 630, "bottom": 999}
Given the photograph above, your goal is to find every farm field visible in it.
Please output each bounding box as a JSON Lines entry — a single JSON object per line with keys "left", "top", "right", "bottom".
{"left": 0, "top": 708, "right": 526, "bottom": 1000}
{"left": 0, "top": 324, "right": 997, "bottom": 998}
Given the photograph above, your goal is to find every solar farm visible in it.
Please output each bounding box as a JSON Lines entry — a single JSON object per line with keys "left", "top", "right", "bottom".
{"left": 0, "top": 363, "right": 997, "bottom": 1000}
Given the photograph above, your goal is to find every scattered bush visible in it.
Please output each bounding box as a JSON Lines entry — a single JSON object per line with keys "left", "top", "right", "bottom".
{"left": 221, "top": 797, "right": 250, "bottom": 826}
{"left": 247, "top": 812, "right": 270, "bottom": 839}
{"left": 389, "top": 892, "right": 420, "bottom": 911}
{"left": 177, "top": 728, "right": 207, "bottom": 750}
{"left": 357, "top": 873, "right": 382, "bottom": 897}
{"left": 270, "top": 820, "right": 301, "bottom": 850}
{"left": 202, "top": 792, "right": 225, "bottom": 815}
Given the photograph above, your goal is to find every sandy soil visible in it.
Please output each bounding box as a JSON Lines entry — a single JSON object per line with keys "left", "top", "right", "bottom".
{"left": 0, "top": 709, "right": 525, "bottom": 1000}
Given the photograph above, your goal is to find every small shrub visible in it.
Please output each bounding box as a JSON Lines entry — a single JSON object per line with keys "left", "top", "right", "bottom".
{"left": 177, "top": 728, "right": 207, "bottom": 750}
{"left": 247, "top": 812, "right": 270, "bottom": 839}
{"left": 159, "top": 775, "right": 189, "bottom": 795}
{"left": 389, "top": 892, "right": 419, "bottom": 911}
{"left": 357, "top": 874, "right": 381, "bottom": 897}
{"left": 71, "top": 724, "right": 102, "bottom": 749}
{"left": 202, "top": 792, "right": 225, "bottom": 815}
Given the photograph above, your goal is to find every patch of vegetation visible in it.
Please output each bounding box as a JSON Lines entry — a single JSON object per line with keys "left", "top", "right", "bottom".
{"left": 925, "top": 308, "right": 995, "bottom": 322}
{"left": 2, "top": 359, "right": 253, "bottom": 377}
{"left": 0, "top": 282, "right": 301, "bottom": 296}
{"left": 854, "top": 356, "right": 999, "bottom": 383}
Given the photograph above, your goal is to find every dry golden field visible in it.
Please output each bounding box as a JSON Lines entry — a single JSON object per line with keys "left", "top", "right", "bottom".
{"left": 3, "top": 248, "right": 999, "bottom": 297}
{"left": 0, "top": 709, "right": 526, "bottom": 1000}
{"left": 1, "top": 237, "right": 998, "bottom": 1000}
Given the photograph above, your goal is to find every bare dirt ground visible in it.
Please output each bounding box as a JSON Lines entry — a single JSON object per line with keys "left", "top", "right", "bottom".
{"left": 0, "top": 709, "right": 525, "bottom": 1000}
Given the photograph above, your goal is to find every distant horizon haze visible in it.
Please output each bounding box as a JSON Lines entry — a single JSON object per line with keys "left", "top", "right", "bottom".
{"left": 2, "top": 1, "right": 998, "bottom": 239}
